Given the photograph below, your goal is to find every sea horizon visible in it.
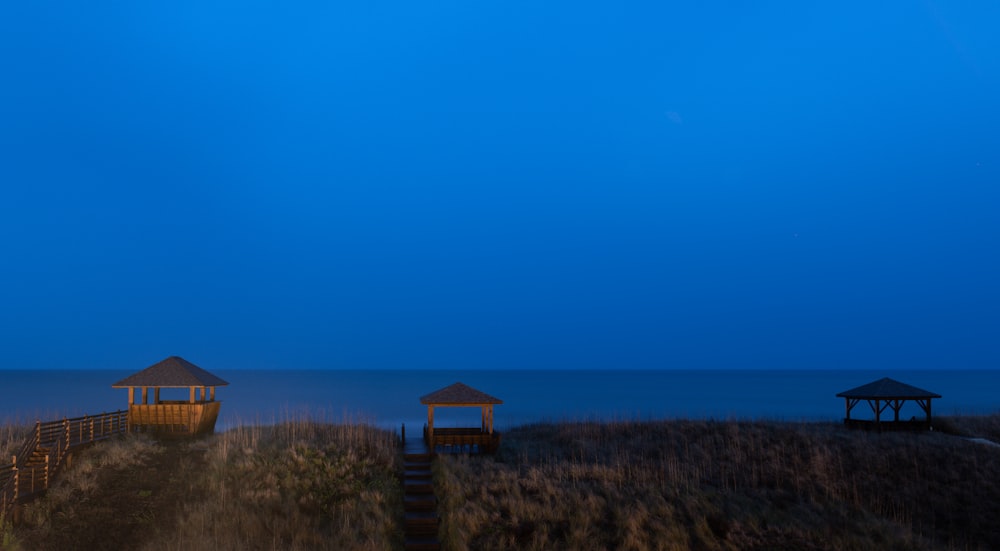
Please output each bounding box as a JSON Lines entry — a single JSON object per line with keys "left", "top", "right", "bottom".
{"left": 3, "top": 368, "right": 998, "bottom": 431}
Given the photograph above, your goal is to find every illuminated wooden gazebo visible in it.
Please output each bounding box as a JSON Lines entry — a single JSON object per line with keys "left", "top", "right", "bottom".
{"left": 836, "top": 377, "right": 941, "bottom": 430}
{"left": 112, "top": 356, "right": 228, "bottom": 436}
{"left": 421, "top": 382, "right": 502, "bottom": 454}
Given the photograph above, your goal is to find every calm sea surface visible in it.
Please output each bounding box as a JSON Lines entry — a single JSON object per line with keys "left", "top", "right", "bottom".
{"left": 2, "top": 370, "right": 998, "bottom": 431}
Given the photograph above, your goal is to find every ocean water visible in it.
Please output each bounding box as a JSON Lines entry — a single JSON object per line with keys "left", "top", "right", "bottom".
{"left": 1, "top": 369, "right": 998, "bottom": 431}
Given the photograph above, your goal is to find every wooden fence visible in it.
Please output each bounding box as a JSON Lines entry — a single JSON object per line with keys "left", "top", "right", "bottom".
{"left": 1, "top": 410, "right": 127, "bottom": 519}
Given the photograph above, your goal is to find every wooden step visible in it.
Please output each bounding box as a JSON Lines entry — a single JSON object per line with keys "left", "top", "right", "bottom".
{"left": 405, "top": 523, "right": 440, "bottom": 539}
{"left": 405, "top": 469, "right": 432, "bottom": 480}
{"left": 404, "top": 480, "right": 434, "bottom": 494}
{"left": 404, "top": 494, "right": 437, "bottom": 512}
{"left": 406, "top": 512, "right": 438, "bottom": 538}
{"left": 405, "top": 511, "right": 439, "bottom": 523}
{"left": 404, "top": 538, "right": 441, "bottom": 551}
{"left": 404, "top": 453, "right": 433, "bottom": 463}
{"left": 29, "top": 447, "right": 50, "bottom": 458}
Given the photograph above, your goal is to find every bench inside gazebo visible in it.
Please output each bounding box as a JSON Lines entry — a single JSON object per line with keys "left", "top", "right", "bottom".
{"left": 420, "top": 382, "right": 502, "bottom": 454}
{"left": 112, "top": 356, "right": 229, "bottom": 436}
{"left": 836, "top": 377, "right": 941, "bottom": 431}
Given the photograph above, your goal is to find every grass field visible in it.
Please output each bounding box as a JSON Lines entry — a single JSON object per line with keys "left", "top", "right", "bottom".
{"left": 434, "top": 416, "right": 1000, "bottom": 551}
{"left": 3, "top": 420, "right": 402, "bottom": 551}
{"left": 3, "top": 414, "right": 999, "bottom": 550}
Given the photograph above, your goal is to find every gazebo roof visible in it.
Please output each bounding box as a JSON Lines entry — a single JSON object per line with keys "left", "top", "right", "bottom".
{"left": 420, "top": 382, "right": 503, "bottom": 405}
{"left": 836, "top": 377, "right": 941, "bottom": 400}
{"left": 112, "top": 356, "right": 229, "bottom": 388}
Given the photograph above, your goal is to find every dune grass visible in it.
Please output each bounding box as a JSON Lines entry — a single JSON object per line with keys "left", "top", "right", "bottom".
{"left": 149, "top": 421, "right": 403, "bottom": 551}
{"left": 5, "top": 432, "right": 162, "bottom": 551}
{"left": 0, "top": 423, "right": 33, "bottom": 462}
{"left": 4, "top": 419, "right": 402, "bottom": 551}
{"left": 5, "top": 414, "right": 1000, "bottom": 550}
{"left": 435, "top": 416, "right": 1000, "bottom": 551}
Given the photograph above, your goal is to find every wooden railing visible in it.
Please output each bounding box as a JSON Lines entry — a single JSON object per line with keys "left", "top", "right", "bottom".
{"left": 423, "top": 425, "right": 501, "bottom": 454}
{"left": 1, "top": 410, "right": 127, "bottom": 519}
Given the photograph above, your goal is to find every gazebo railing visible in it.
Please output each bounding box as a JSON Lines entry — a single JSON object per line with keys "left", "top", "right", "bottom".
{"left": 423, "top": 425, "right": 501, "bottom": 454}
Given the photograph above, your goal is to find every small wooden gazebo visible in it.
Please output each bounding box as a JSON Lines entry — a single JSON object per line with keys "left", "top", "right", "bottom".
{"left": 836, "top": 377, "right": 941, "bottom": 430}
{"left": 112, "top": 356, "right": 228, "bottom": 436}
{"left": 420, "top": 382, "right": 502, "bottom": 453}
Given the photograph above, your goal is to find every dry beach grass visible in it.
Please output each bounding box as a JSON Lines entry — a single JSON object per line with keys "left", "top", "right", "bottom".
{"left": 150, "top": 421, "right": 403, "bottom": 551}
{"left": 3, "top": 414, "right": 1000, "bottom": 550}
{"left": 435, "top": 416, "right": 1000, "bottom": 551}
{"left": 3, "top": 420, "right": 402, "bottom": 551}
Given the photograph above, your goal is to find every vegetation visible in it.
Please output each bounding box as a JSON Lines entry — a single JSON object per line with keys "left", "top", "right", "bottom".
{"left": 3, "top": 415, "right": 999, "bottom": 550}
{"left": 0, "top": 423, "right": 32, "bottom": 461}
{"left": 435, "top": 416, "right": 1000, "bottom": 551}
{"left": 4, "top": 420, "right": 402, "bottom": 551}
{"left": 152, "top": 422, "right": 403, "bottom": 551}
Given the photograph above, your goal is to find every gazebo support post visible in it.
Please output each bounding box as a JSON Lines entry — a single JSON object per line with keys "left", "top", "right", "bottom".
{"left": 917, "top": 398, "right": 933, "bottom": 425}
{"left": 427, "top": 405, "right": 435, "bottom": 444}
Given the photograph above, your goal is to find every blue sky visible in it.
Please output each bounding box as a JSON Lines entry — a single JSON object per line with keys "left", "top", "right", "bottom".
{"left": 1, "top": 1, "right": 997, "bottom": 370}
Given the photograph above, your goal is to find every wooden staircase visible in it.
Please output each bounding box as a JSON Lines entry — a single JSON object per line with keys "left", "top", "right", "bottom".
{"left": 16, "top": 447, "right": 51, "bottom": 498}
{"left": 403, "top": 436, "right": 440, "bottom": 551}
{"left": 2, "top": 411, "right": 128, "bottom": 519}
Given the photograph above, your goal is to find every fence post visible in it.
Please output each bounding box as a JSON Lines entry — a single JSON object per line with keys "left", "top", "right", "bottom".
{"left": 45, "top": 455, "right": 50, "bottom": 490}
{"left": 11, "top": 457, "right": 17, "bottom": 501}
{"left": 64, "top": 418, "right": 70, "bottom": 451}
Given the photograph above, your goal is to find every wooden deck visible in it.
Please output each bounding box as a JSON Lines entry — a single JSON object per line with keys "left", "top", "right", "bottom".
{"left": 843, "top": 418, "right": 934, "bottom": 431}
{"left": 1, "top": 411, "right": 128, "bottom": 519}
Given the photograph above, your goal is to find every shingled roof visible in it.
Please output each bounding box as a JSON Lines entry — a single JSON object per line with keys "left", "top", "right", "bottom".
{"left": 420, "top": 382, "right": 503, "bottom": 405}
{"left": 112, "top": 356, "right": 229, "bottom": 388}
{"left": 836, "top": 377, "right": 940, "bottom": 399}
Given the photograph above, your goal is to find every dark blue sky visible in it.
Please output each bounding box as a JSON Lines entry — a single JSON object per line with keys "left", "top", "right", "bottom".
{"left": 2, "top": 2, "right": 997, "bottom": 370}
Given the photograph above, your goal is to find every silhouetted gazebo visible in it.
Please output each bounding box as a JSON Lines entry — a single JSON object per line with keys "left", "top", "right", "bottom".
{"left": 112, "top": 356, "right": 228, "bottom": 436}
{"left": 420, "top": 382, "right": 502, "bottom": 453}
{"left": 836, "top": 377, "right": 941, "bottom": 430}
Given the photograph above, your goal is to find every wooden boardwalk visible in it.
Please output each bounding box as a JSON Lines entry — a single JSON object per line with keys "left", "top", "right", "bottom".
{"left": 402, "top": 435, "right": 440, "bottom": 551}
{"left": 1, "top": 411, "right": 128, "bottom": 519}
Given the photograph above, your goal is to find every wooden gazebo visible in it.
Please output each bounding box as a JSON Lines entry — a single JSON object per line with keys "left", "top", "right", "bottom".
{"left": 112, "top": 356, "right": 228, "bottom": 436}
{"left": 420, "top": 382, "right": 502, "bottom": 454}
{"left": 836, "top": 377, "right": 941, "bottom": 430}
